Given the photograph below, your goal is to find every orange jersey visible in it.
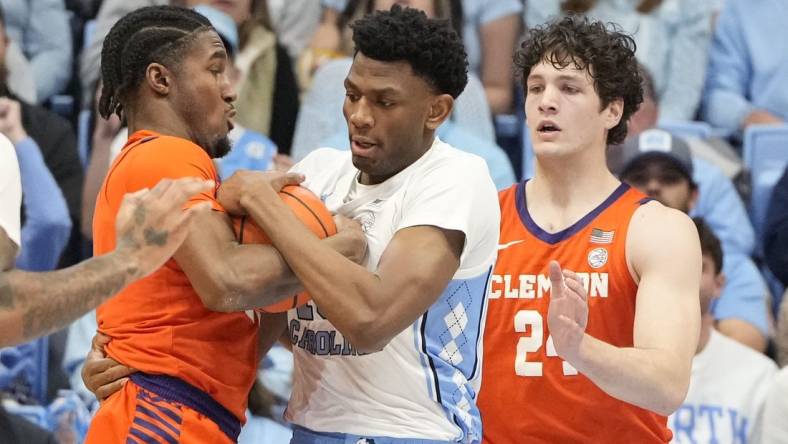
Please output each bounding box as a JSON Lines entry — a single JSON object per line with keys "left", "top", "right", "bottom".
{"left": 478, "top": 181, "right": 671, "bottom": 443}
{"left": 93, "top": 130, "right": 259, "bottom": 423}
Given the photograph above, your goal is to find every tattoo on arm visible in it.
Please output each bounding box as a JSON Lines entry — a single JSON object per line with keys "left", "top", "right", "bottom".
{"left": 0, "top": 253, "right": 140, "bottom": 346}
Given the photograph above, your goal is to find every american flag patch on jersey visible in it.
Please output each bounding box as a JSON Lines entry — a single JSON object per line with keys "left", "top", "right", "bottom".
{"left": 590, "top": 228, "right": 615, "bottom": 244}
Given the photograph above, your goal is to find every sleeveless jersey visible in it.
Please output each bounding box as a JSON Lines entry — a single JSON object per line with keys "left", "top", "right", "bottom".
{"left": 478, "top": 180, "right": 671, "bottom": 443}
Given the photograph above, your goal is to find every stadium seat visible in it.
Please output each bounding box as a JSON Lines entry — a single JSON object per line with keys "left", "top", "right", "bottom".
{"left": 658, "top": 120, "right": 713, "bottom": 140}
{"left": 0, "top": 337, "right": 49, "bottom": 405}
{"left": 742, "top": 124, "right": 788, "bottom": 254}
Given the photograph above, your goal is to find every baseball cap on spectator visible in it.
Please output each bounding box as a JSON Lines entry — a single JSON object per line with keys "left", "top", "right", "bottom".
{"left": 193, "top": 4, "right": 239, "bottom": 57}
{"left": 614, "top": 128, "right": 694, "bottom": 183}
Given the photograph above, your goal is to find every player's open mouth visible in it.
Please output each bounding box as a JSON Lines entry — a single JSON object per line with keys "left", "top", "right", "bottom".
{"left": 351, "top": 136, "right": 377, "bottom": 152}
{"left": 537, "top": 120, "right": 561, "bottom": 133}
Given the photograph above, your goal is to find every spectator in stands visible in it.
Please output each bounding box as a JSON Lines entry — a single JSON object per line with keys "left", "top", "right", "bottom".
{"left": 701, "top": 0, "right": 787, "bottom": 133}
{"left": 623, "top": 66, "right": 753, "bottom": 256}
{"left": 212, "top": 0, "right": 299, "bottom": 154}
{"left": 266, "top": 0, "right": 321, "bottom": 62}
{"left": 0, "top": 10, "right": 83, "bottom": 268}
{"left": 616, "top": 131, "right": 771, "bottom": 352}
{"left": 767, "top": 167, "right": 788, "bottom": 368}
{"left": 0, "top": 14, "right": 80, "bottom": 272}
{"left": 764, "top": 165, "right": 788, "bottom": 288}
{"left": 81, "top": 0, "right": 300, "bottom": 153}
{"left": 306, "top": 0, "right": 521, "bottom": 115}
{"left": 0, "top": 0, "right": 72, "bottom": 103}
{"left": 526, "top": 0, "right": 712, "bottom": 122}
{"left": 669, "top": 218, "right": 776, "bottom": 443}
{"left": 762, "top": 366, "right": 788, "bottom": 442}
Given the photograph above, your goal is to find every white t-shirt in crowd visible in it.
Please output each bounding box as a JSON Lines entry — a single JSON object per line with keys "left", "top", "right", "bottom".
{"left": 761, "top": 366, "right": 788, "bottom": 443}
{"left": 285, "top": 138, "right": 500, "bottom": 443}
{"left": 0, "top": 133, "right": 22, "bottom": 248}
{"left": 670, "top": 329, "right": 777, "bottom": 444}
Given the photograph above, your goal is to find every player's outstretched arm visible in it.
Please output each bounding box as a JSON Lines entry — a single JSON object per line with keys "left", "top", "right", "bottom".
{"left": 549, "top": 202, "right": 701, "bottom": 416}
{"left": 0, "top": 178, "right": 213, "bottom": 348}
{"left": 226, "top": 172, "right": 465, "bottom": 353}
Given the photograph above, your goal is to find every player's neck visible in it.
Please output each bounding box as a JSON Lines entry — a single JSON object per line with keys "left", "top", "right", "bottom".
{"left": 530, "top": 147, "right": 620, "bottom": 208}
{"left": 127, "top": 109, "right": 192, "bottom": 143}
{"left": 696, "top": 314, "right": 714, "bottom": 354}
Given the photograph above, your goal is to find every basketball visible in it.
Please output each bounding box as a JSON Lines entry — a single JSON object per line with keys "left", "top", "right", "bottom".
{"left": 232, "top": 185, "right": 337, "bottom": 312}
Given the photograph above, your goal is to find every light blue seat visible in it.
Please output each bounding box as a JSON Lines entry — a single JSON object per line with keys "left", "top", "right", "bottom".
{"left": 743, "top": 125, "right": 788, "bottom": 309}
{"left": 658, "top": 120, "right": 713, "bottom": 140}
{"left": 743, "top": 125, "right": 788, "bottom": 252}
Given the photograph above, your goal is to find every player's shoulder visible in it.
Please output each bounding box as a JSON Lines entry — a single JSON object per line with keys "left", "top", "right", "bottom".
{"left": 631, "top": 200, "right": 695, "bottom": 237}
{"left": 418, "top": 139, "right": 494, "bottom": 189}
{"left": 122, "top": 133, "right": 206, "bottom": 162}
{"left": 125, "top": 134, "right": 211, "bottom": 169}
{"left": 627, "top": 200, "right": 699, "bottom": 264}
{"left": 432, "top": 138, "right": 489, "bottom": 171}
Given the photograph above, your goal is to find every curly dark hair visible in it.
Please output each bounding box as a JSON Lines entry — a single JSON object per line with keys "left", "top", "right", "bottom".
{"left": 350, "top": 4, "right": 468, "bottom": 99}
{"left": 98, "top": 6, "right": 213, "bottom": 120}
{"left": 515, "top": 15, "right": 643, "bottom": 145}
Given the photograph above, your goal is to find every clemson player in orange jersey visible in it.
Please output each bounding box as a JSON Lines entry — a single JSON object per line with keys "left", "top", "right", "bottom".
{"left": 84, "top": 6, "right": 365, "bottom": 444}
{"left": 477, "top": 16, "right": 701, "bottom": 443}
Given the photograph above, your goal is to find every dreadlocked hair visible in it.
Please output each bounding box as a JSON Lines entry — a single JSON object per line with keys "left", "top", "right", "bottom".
{"left": 99, "top": 5, "right": 212, "bottom": 120}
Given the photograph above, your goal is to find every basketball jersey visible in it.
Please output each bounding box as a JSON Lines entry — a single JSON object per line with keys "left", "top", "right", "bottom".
{"left": 478, "top": 180, "right": 672, "bottom": 443}
{"left": 285, "top": 139, "right": 500, "bottom": 443}
{"left": 93, "top": 130, "right": 260, "bottom": 423}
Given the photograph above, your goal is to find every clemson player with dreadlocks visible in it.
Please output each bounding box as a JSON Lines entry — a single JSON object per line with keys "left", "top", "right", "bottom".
{"left": 84, "top": 6, "right": 365, "bottom": 443}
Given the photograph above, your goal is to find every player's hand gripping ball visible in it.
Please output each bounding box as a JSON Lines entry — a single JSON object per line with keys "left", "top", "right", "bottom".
{"left": 232, "top": 185, "right": 336, "bottom": 312}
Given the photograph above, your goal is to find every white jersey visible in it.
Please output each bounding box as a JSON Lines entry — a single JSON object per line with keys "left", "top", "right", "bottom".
{"left": 0, "top": 134, "right": 22, "bottom": 248}
{"left": 285, "top": 138, "right": 500, "bottom": 443}
{"left": 669, "top": 330, "right": 777, "bottom": 444}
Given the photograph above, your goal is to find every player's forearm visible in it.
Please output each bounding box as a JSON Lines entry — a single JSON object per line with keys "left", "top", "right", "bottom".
{"left": 242, "top": 194, "right": 390, "bottom": 352}
{"left": 194, "top": 245, "right": 302, "bottom": 312}
{"left": 0, "top": 251, "right": 141, "bottom": 347}
{"left": 571, "top": 334, "right": 690, "bottom": 416}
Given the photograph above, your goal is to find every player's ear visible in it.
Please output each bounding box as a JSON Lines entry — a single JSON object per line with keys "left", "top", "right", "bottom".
{"left": 604, "top": 97, "right": 624, "bottom": 130}
{"left": 146, "top": 63, "right": 172, "bottom": 96}
{"left": 425, "top": 94, "right": 454, "bottom": 131}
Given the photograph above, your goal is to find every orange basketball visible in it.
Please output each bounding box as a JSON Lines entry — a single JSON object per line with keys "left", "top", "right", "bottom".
{"left": 232, "top": 185, "right": 336, "bottom": 312}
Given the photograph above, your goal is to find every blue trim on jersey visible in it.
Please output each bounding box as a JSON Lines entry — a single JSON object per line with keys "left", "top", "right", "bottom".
{"left": 419, "top": 273, "right": 490, "bottom": 444}
{"left": 515, "top": 179, "right": 631, "bottom": 245}
{"left": 469, "top": 267, "right": 493, "bottom": 380}
{"left": 414, "top": 318, "right": 438, "bottom": 402}
{"left": 637, "top": 197, "right": 654, "bottom": 205}
{"left": 291, "top": 424, "right": 457, "bottom": 443}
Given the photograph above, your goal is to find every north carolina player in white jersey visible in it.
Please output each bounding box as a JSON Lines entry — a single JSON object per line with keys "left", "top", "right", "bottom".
{"left": 218, "top": 6, "right": 499, "bottom": 443}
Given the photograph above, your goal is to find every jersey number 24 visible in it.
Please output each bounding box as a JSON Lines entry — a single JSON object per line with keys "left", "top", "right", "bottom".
{"left": 515, "top": 310, "right": 578, "bottom": 377}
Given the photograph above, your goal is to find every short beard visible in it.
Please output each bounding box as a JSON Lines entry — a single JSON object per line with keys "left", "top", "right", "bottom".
{"left": 203, "top": 135, "right": 232, "bottom": 159}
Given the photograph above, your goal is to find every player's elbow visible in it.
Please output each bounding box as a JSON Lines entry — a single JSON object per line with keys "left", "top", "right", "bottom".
{"left": 652, "top": 370, "right": 691, "bottom": 416}
{"left": 342, "top": 315, "right": 393, "bottom": 353}
{"left": 192, "top": 268, "right": 249, "bottom": 312}
{"left": 655, "top": 383, "right": 689, "bottom": 416}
